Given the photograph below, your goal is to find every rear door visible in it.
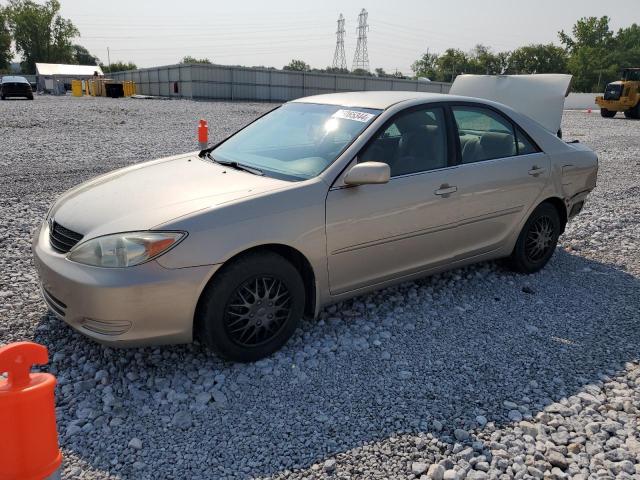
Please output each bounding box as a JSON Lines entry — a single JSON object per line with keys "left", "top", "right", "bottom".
{"left": 446, "top": 104, "right": 549, "bottom": 260}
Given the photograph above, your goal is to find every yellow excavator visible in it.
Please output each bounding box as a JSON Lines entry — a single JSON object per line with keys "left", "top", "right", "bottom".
{"left": 596, "top": 68, "right": 640, "bottom": 118}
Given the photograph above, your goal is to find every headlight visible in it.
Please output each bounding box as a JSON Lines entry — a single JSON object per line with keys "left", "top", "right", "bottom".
{"left": 68, "top": 231, "right": 186, "bottom": 268}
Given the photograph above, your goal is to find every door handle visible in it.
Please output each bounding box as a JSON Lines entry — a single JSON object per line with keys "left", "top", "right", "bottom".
{"left": 434, "top": 184, "right": 457, "bottom": 197}
{"left": 528, "top": 166, "right": 546, "bottom": 176}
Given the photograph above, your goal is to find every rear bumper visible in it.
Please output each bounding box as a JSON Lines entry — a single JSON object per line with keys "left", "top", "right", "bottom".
{"left": 32, "top": 221, "right": 218, "bottom": 347}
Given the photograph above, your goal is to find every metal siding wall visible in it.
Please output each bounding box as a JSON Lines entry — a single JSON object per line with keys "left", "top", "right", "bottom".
{"left": 365, "top": 78, "right": 393, "bottom": 91}
{"left": 105, "top": 65, "right": 452, "bottom": 101}
{"left": 336, "top": 76, "right": 366, "bottom": 91}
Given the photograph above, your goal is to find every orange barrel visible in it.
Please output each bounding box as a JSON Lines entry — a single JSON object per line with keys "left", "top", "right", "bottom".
{"left": 198, "top": 119, "right": 209, "bottom": 150}
{"left": 0, "top": 342, "right": 62, "bottom": 480}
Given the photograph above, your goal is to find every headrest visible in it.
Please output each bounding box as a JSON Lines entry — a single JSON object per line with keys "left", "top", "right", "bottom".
{"left": 480, "top": 132, "right": 514, "bottom": 157}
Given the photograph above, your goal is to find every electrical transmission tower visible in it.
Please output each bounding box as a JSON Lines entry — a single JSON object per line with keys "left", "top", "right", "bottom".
{"left": 352, "top": 8, "right": 370, "bottom": 72}
{"left": 332, "top": 14, "right": 347, "bottom": 70}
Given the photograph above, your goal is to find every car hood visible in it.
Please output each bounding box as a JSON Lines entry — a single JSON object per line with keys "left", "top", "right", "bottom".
{"left": 50, "top": 152, "right": 289, "bottom": 238}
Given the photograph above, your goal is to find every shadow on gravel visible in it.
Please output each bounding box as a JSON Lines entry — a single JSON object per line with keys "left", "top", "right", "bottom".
{"left": 32, "top": 249, "right": 640, "bottom": 479}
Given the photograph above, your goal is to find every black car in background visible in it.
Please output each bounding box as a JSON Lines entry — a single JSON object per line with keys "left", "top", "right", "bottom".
{"left": 1, "top": 76, "right": 34, "bottom": 100}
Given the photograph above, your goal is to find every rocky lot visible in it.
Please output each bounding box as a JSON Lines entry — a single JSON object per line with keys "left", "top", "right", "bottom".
{"left": 0, "top": 96, "right": 639, "bottom": 479}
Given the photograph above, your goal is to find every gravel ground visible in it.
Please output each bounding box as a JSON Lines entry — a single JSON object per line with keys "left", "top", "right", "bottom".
{"left": 1, "top": 96, "right": 639, "bottom": 480}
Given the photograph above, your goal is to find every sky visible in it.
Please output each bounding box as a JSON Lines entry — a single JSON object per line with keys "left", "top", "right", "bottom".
{"left": 32, "top": 0, "right": 640, "bottom": 73}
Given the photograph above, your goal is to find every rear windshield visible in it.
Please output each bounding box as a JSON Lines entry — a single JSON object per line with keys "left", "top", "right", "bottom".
{"left": 212, "top": 102, "right": 381, "bottom": 181}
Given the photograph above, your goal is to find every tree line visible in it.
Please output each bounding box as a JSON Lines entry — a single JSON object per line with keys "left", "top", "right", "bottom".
{"left": 0, "top": 0, "right": 136, "bottom": 73}
{"left": 410, "top": 17, "right": 640, "bottom": 92}
{"left": 1, "top": 3, "right": 638, "bottom": 92}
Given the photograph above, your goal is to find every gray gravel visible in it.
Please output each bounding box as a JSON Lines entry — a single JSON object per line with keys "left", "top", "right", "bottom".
{"left": 1, "top": 96, "right": 639, "bottom": 479}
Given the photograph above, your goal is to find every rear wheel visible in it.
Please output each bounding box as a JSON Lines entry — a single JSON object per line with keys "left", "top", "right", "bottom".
{"left": 624, "top": 102, "right": 640, "bottom": 119}
{"left": 0, "top": 95, "right": 5, "bottom": 100}
{"left": 196, "top": 251, "right": 305, "bottom": 362}
{"left": 600, "top": 108, "right": 616, "bottom": 118}
{"left": 508, "top": 203, "right": 561, "bottom": 274}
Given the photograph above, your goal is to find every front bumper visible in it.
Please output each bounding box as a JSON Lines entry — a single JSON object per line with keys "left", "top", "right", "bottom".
{"left": 32, "top": 222, "right": 218, "bottom": 346}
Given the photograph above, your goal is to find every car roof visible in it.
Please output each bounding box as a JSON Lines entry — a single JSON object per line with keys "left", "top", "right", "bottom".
{"left": 292, "top": 91, "right": 461, "bottom": 110}
{"left": 1, "top": 76, "right": 29, "bottom": 83}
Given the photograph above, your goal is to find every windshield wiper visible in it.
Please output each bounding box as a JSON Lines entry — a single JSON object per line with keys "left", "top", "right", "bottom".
{"left": 207, "top": 153, "right": 264, "bottom": 176}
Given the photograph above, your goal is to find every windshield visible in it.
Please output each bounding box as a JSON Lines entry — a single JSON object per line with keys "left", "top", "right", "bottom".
{"left": 211, "top": 102, "right": 381, "bottom": 181}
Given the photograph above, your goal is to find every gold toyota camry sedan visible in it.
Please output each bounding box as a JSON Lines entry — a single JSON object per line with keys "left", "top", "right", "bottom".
{"left": 33, "top": 85, "right": 598, "bottom": 361}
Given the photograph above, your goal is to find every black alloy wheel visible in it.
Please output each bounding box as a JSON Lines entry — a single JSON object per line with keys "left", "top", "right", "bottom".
{"left": 196, "top": 251, "right": 305, "bottom": 362}
{"left": 524, "top": 215, "right": 555, "bottom": 263}
{"left": 508, "top": 202, "right": 561, "bottom": 274}
{"left": 223, "top": 275, "right": 292, "bottom": 348}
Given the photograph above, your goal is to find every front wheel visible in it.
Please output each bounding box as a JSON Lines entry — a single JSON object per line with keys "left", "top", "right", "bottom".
{"left": 196, "top": 252, "right": 305, "bottom": 362}
{"left": 508, "top": 203, "right": 561, "bottom": 274}
{"left": 600, "top": 108, "right": 616, "bottom": 118}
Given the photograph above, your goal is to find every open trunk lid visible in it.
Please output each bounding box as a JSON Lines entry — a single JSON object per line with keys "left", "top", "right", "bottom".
{"left": 449, "top": 74, "right": 572, "bottom": 135}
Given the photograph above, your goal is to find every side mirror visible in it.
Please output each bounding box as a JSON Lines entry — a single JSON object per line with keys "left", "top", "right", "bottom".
{"left": 344, "top": 161, "right": 390, "bottom": 186}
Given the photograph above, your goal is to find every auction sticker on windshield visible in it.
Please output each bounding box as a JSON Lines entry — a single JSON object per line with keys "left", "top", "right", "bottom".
{"left": 332, "top": 109, "right": 376, "bottom": 123}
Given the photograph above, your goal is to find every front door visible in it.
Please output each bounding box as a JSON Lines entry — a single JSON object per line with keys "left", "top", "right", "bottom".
{"left": 325, "top": 105, "right": 462, "bottom": 295}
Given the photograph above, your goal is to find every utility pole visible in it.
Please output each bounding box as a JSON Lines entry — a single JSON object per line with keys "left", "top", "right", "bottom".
{"left": 332, "top": 14, "right": 347, "bottom": 71}
{"left": 107, "top": 47, "right": 111, "bottom": 72}
{"left": 352, "top": 9, "right": 370, "bottom": 72}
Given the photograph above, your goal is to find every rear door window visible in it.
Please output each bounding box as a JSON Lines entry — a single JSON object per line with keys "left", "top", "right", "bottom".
{"left": 452, "top": 106, "right": 517, "bottom": 163}
{"left": 515, "top": 127, "right": 540, "bottom": 155}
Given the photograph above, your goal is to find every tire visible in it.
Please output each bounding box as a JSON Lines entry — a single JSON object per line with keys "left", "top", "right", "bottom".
{"left": 28, "top": 95, "right": 34, "bottom": 100}
{"left": 196, "top": 251, "right": 305, "bottom": 362}
{"left": 508, "top": 202, "right": 561, "bottom": 274}
{"left": 624, "top": 102, "right": 640, "bottom": 119}
{"left": 600, "top": 108, "right": 616, "bottom": 118}
{"left": 0, "top": 95, "right": 5, "bottom": 100}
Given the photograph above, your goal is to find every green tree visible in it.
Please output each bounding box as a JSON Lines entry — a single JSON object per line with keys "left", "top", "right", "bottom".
{"left": 181, "top": 56, "right": 212, "bottom": 64}
{"left": 6, "top": 0, "right": 79, "bottom": 74}
{"left": 0, "top": 7, "right": 12, "bottom": 72}
{"left": 559, "top": 16, "right": 614, "bottom": 52}
{"left": 411, "top": 51, "right": 438, "bottom": 79}
{"left": 467, "top": 44, "right": 507, "bottom": 75}
{"left": 436, "top": 48, "right": 469, "bottom": 81}
{"left": 612, "top": 23, "right": 640, "bottom": 68}
{"left": 72, "top": 44, "right": 99, "bottom": 65}
{"left": 507, "top": 44, "right": 568, "bottom": 74}
{"left": 351, "top": 68, "right": 374, "bottom": 76}
{"left": 559, "top": 17, "right": 617, "bottom": 92}
{"left": 324, "top": 66, "right": 349, "bottom": 74}
{"left": 283, "top": 59, "right": 310, "bottom": 71}
{"left": 100, "top": 61, "right": 137, "bottom": 73}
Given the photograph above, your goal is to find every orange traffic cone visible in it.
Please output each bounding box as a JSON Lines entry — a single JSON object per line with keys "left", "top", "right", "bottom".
{"left": 0, "top": 342, "right": 62, "bottom": 480}
{"left": 198, "top": 119, "right": 209, "bottom": 150}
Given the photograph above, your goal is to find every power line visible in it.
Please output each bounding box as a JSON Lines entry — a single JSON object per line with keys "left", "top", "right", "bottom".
{"left": 332, "top": 13, "right": 347, "bottom": 70}
{"left": 352, "top": 8, "right": 370, "bottom": 72}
